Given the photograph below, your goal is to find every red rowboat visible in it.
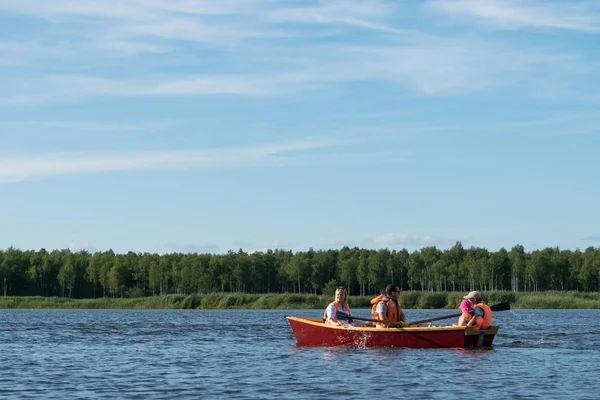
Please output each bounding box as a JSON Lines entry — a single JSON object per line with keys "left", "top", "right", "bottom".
{"left": 286, "top": 316, "right": 499, "bottom": 348}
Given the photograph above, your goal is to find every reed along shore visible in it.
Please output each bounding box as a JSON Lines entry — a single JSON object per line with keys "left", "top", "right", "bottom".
{"left": 1, "top": 291, "right": 599, "bottom": 309}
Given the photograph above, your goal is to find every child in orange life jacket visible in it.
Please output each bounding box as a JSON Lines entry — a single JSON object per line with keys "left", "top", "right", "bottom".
{"left": 456, "top": 298, "right": 474, "bottom": 326}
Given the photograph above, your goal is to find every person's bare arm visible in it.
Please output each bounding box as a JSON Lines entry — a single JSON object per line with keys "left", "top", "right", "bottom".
{"left": 398, "top": 309, "right": 406, "bottom": 322}
{"left": 467, "top": 307, "right": 484, "bottom": 326}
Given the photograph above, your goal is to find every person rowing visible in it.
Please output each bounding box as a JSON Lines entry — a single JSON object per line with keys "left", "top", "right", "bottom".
{"left": 370, "top": 284, "right": 408, "bottom": 328}
{"left": 463, "top": 291, "right": 493, "bottom": 330}
{"left": 323, "top": 287, "right": 352, "bottom": 326}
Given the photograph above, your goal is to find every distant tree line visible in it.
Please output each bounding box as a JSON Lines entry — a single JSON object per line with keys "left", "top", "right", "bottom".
{"left": 0, "top": 243, "right": 599, "bottom": 298}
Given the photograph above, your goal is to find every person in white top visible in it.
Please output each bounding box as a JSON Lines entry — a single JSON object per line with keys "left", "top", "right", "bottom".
{"left": 323, "top": 287, "right": 352, "bottom": 326}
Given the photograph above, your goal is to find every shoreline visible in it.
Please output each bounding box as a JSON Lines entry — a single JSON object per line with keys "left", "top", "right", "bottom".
{"left": 0, "top": 291, "right": 599, "bottom": 310}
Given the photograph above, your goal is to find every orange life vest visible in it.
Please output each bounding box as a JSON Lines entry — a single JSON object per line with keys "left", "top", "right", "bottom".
{"left": 472, "top": 302, "right": 492, "bottom": 330}
{"left": 322, "top": 301, "right": 351, "bottom": 322}
{"left": 370, "top": 295, "right": 399, "bottom": 327}
{"left": 458, "top": 312, "right": 472, "bottom": 326}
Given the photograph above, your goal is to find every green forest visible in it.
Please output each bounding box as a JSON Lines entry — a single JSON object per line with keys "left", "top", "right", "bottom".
{"left": 0, "top": 242, "right": 599, "bottom": 299}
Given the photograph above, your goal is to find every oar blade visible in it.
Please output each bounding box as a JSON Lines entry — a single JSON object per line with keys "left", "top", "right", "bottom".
{"left": 490, "top": 302, "right": 510, "bottom": 312}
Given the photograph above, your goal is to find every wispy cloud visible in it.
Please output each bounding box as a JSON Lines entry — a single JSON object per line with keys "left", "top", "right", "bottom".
{"left": 583, "top": 236, "right": 600, "bottom": 242}
{"left": 264, "top": 0, "right": 400, "bottom": 33}
{"left": 0, "top": 120, "right": 171, "bottom": 133}
{"left": 427, "top": 0, "right": 600, "bottom": 32}
{"left": 0, "top": 74, "right": 307, "bottom": 105}
{"left": 0, "top": 0, "right": 270, "bottom": 19}
{"left": 0, "top": 138, "right": 351, "bottom": 183}
{"left": 336, "top": 113, "right": 600, "bottom": 137}
{"left": 0, "top": 39, "right": 169, "bottom": 68}
{"left": 0, "top": 0, "right": 397, "bottom": 53}
{"left": 1, "top": 39, "right": 576, "bottom": 105}
{"left": 0, "top": 0, "right": 598, "bottom": 106}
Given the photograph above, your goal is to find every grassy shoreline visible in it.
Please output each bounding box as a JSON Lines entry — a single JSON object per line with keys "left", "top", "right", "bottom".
{"left": 1, "top": 291, "right": 599, "bottom": 310}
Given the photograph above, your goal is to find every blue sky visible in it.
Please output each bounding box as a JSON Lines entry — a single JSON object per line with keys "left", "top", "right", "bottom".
{"left": 1, "top": 0, "right": 599, "bottom": 255}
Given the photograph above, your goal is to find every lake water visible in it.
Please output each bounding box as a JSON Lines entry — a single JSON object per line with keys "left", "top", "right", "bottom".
{"left": 1, "top": 308, "right": 599, "bottom": 399}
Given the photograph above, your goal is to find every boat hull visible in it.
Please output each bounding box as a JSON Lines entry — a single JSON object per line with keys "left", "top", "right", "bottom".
{"left": 286, "top": 316, "right": 498, "bottom": 348}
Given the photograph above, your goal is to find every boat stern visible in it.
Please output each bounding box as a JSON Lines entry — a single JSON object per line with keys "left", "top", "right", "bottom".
{"left": 464, "top": 326, "right": 499, "bottom": 347}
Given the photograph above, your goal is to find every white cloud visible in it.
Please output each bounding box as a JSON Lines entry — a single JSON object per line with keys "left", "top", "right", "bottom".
{"left": 317, "top": 237, "right": 349, "bottom": 247}
{"left": 247, "top": 240, "right": 291, "bottom": 254}
{"left": 159, "top": 240, "right": 219, "bottom": 254}
{"left": 0, "top": 138, "right": 348, "bottom": 183}
{"left": 231, "top": 239, "right": 254, "bottom": 248}
{"left": 311, "top": 233, "right": 463, "bottom": 250}
{"left": 427, "top": 0, "right": 600, "bottom": 32}
{"left": 69, "top": 242, "right": 98, "bottom": 253}
{"left": 373, "top": 232, "right": 460, "bottom": 248}
{"left": 247, "top": 248, "right": 270, "bottom": 254}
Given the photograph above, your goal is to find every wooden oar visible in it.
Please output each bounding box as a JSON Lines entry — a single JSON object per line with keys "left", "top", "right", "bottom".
{"left": 408, "top": 302, "right": 511, "bottom": 326}
{"left": 335, "top": 311, "right": 361, "bottom": 323}
{"left": 408, "top": 313, "right": 462, "bottom": 326}
{"left": 337, "top": 302, "right": 510, "bottom": 327}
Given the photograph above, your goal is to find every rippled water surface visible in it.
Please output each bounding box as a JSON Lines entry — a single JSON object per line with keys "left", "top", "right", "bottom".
{"left": 1, "top": 308, "right": 599, "bottom": 399}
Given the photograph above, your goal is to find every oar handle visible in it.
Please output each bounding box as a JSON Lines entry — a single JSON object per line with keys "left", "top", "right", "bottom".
{"left": 336, "top": 311, "right": 401, "bottom": 327}
{"left": 339, "top": 315, "right": 375, "bottom": 324}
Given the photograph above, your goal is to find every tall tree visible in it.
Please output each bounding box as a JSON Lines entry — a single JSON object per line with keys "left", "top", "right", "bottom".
{"left": 392, "top": 249, "right": 409, "bottom": 290}
{"left": 367, "top": 251, "right": 386, "bottom": 293}
{"left": 108, "top": 257, "right": 128, "bottom": 297}
{"left": 420, "top": 246, "right": 441, "bottom": 291}
{"left": 283, "top": 252, "right": 309, "bottom": 293}
{"left": 488, "top": 248, "right": 511, "bottom": 291}
{"left": 527, "top": 250, "right": 551, "bottom": 292}
{"left": 337, "top": 247, "right": 358, "bottom": 295}
{"left": 579, "top": 247, "right": 599, "bottom": 291}
{"left": 407, "top": 251, "right": 424, "bottom": 290}
{"left": 356, "top": 252, "right": 369, "bottom": 297}
{"left": 0, "top": 247, "right": 19, "bottom": 296}
{"left": 57, "top": 255, "right": 76, "bottom": 297}
{"left": 508, "top": 245, "right": 527, "bottom": 292}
